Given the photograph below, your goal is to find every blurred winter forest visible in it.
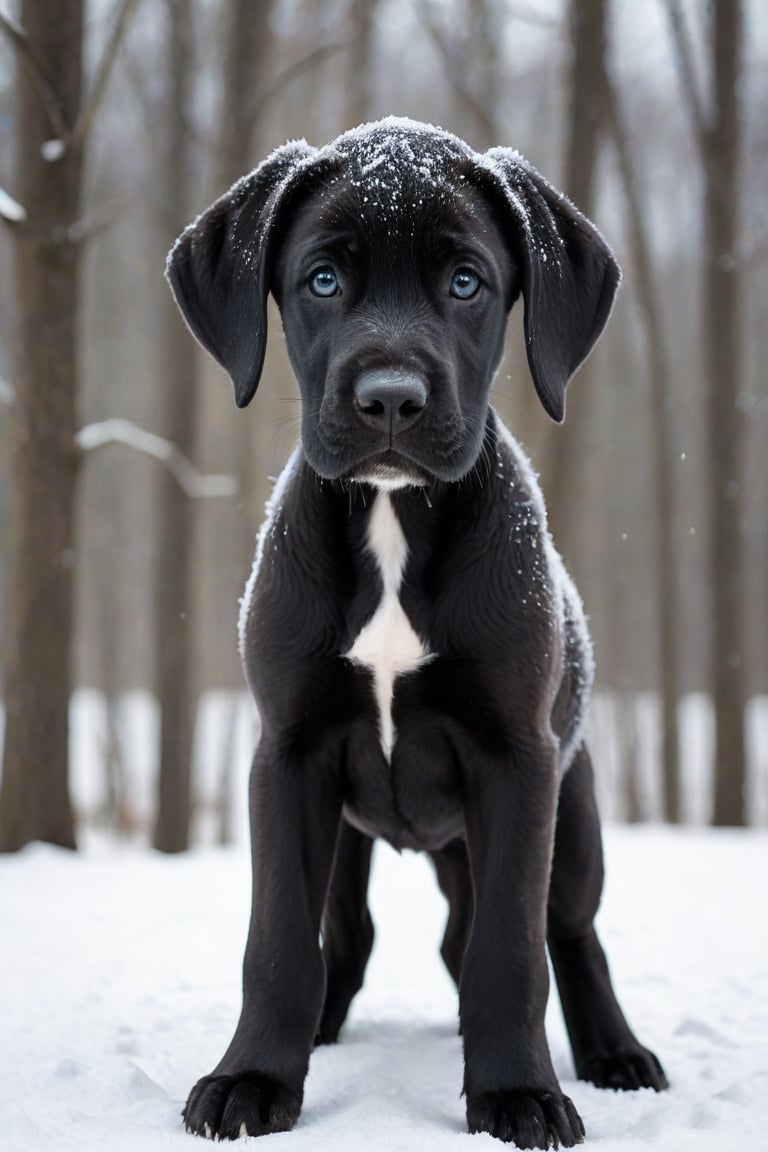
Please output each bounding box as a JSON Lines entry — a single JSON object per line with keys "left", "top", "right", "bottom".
{"left": 0, "top": 0, "right": 766, "bottom": 851}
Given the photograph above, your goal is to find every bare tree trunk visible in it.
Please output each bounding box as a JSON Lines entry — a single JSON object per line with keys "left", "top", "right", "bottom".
{"left": 214, "top": 0, "right": 275, "bottom": 535}
{"left": 563, "top": 0, "right": 605, "bottom": 209}
{"left": 602, "top": 71, "right": 682, "bottom": 822}
{"left": 464, "top": 0, "right": 500, "bottom": 150}
{"left": 215, "top": 0, "right": 274, "bottom": 553}
{"left": 153, "top": 0, "right": 198, "bottom": 853}
{"left": 706, "top": 0, "right": 746, "bottom": 825}
{"left": 209, "top": 0, "right": 277, "bottom": 846}
{"left": 545, "top": 0, "right": 606, "bottom": 571}
{"left": 667, "top": 0, "right": 748, "bottom": 825}
{"left": 667, "top": 2, "right": 746, "bottom": 829}
{"left": 216, "top": 696, "right": 238, "bottom": 845}
{"left": 617, "top": 695, "right": 642, "bottom": 823}
{"left": 216, "top": 0, "right": 273, "bottom": 190}
{"left": 209, "top": 0, "right": 287, "bottom": 848}
{"left": 0, "top": 1, "right": 84, "bottom": 851}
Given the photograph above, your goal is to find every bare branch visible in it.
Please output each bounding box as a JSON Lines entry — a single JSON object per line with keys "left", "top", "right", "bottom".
{"left": 0, "top": 8, "right": 71, "bottom": 141}
{"left": 415, "top": 0, "right": 497, "bottom": 145}
{"left": 71, "top": 0, "right": 146, "bottom": 149}
{"left": 663, "top": 0, "right": 711, "bottom": 163}
{"left": 0, "top": 5, "right": 22, "bottom": 38}
{"left": 56, "top": 205, "right": 119, "bottom": 246}
{"left": 117, "top": 32, "right": 168, "bottom": 144}
{"left": 75, "top": 419, "right": 237, "bottom": 499}
{"left": 0, "top": 184, "right": 26, "bottom": 226}
{"left": 254, "top": 35, "right": 359, "bottom": 120}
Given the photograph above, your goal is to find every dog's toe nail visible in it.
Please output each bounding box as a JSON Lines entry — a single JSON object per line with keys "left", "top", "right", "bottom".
{"left": 239, "top": 1121, "right": 249, "bottom": 1137}
{"left": 203, "top": 1121, "right": 213, "bottom": 1139}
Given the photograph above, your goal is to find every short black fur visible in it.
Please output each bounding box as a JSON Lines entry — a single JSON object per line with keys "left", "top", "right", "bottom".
{"left": 167, "top": 119, "right": 666, "bottom": 1149}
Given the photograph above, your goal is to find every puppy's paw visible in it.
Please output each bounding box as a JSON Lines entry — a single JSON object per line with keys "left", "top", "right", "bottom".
{"left": 580, "top": 1046, "right": 668, "bottom": 1093}
{"left": 183, "top": 1071, "right": 302, "bottom": 1139}
{"left": 467, "top": 1088, "right": 585, "bottom": 1148}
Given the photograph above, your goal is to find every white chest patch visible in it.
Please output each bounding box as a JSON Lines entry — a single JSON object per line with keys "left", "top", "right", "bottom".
{"left": 346, "top": 492, "right": 430, "bottom": 757}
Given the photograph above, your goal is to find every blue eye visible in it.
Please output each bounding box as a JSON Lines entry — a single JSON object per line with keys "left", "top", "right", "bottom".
{"left": 450, "top": 268, "right": 480, "bottom": 299}
{"left": 309, "top": 267, "right": 339, "bottom": 297}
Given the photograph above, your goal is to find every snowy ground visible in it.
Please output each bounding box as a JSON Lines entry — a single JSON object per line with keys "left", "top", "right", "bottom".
{"left": 1, "top": 826, "right": 766, "bottom": 1151}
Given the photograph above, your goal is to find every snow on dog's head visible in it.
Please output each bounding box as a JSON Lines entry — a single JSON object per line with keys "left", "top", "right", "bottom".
{"left": 329, "top": 117, "right": 473, "bottom": 212}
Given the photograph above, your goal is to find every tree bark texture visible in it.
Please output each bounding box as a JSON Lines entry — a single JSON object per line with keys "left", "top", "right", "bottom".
{"left": 0, "top": 1, "right": 84, "bottom": 851}
{"left": 602, "top": 71, "right": 682, "bottom": 822}
{"left": 706, "top": 0, "right": 746, "bottom": 825}
{"left": 207, "top": 0, "right": 276, "bottom": 846}
{"left": 216, "top": 0, "right": 274, "bottom": 192}
{"left": 152, "top": 0, "right": 198, "bottom": 853}
{"left": 546, "top": 0, "right": 606, "bottom": 570}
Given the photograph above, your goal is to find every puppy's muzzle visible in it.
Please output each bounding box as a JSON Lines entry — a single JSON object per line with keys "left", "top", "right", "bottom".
{"left": 354, "top": 369, "right": 428, "bottom": 437}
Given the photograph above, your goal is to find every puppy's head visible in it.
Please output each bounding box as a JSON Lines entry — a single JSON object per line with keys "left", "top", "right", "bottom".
{"left": 167, "top": 118, "right": 620, "bottom": 485}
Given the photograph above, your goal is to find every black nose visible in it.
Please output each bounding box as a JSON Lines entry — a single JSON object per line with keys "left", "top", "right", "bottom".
{"left": 354, "top": 369, "right": 428, "bottom": 433}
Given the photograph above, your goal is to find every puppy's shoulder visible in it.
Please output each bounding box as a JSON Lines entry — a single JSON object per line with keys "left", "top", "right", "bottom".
{"left": 238, "top": 446, "right": 305, "bottom": 657}
{"left": 490, "top": 409, "right": 549, "bottom": 529}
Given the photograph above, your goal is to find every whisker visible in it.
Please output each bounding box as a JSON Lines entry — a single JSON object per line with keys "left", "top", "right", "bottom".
{"left": 256, "top": 412, "right": 301, "bottom": 435}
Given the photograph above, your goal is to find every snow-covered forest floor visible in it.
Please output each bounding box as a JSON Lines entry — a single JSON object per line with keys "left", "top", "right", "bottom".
{"left": 1, "top": 825, "right": 766, "bottom": 1151}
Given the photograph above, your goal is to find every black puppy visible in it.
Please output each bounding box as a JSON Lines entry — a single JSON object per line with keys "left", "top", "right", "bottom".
{"left": 167, "top": 117, "right": 667, "bottom": 1148}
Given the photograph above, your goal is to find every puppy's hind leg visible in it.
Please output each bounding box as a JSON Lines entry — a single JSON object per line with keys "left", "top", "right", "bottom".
{"left": 430, "top": 838, "right": 474, "bottom": 988}
{"left": 547, "top": 745, "right": 668, "bottom": 1091}
{"left": 316, "top": 821, "right": 375, "bottom": 1045}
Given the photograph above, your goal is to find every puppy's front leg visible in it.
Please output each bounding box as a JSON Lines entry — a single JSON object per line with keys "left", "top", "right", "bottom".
{"left": 461, "top": 736, "right": 584, "bottom": 1149}
{"left": 184, "top": 741, "right": 342, "bottom": 1140}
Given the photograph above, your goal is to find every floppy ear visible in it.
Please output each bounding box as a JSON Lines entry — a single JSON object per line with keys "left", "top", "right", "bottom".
{"left": 165, "top": 140, "right": 319, "bottom": 408}
{"left": 476, "top": 148, "right": 621, "bottom": 422}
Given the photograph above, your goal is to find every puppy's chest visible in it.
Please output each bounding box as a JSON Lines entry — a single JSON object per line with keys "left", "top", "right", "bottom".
{"left": 344, "top": 493, "right": 432, "bottom": 755}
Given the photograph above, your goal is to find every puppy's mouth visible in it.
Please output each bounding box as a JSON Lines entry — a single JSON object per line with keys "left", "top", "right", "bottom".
{"left": 345, "top": 450, "right": 429, "bottom": 490}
